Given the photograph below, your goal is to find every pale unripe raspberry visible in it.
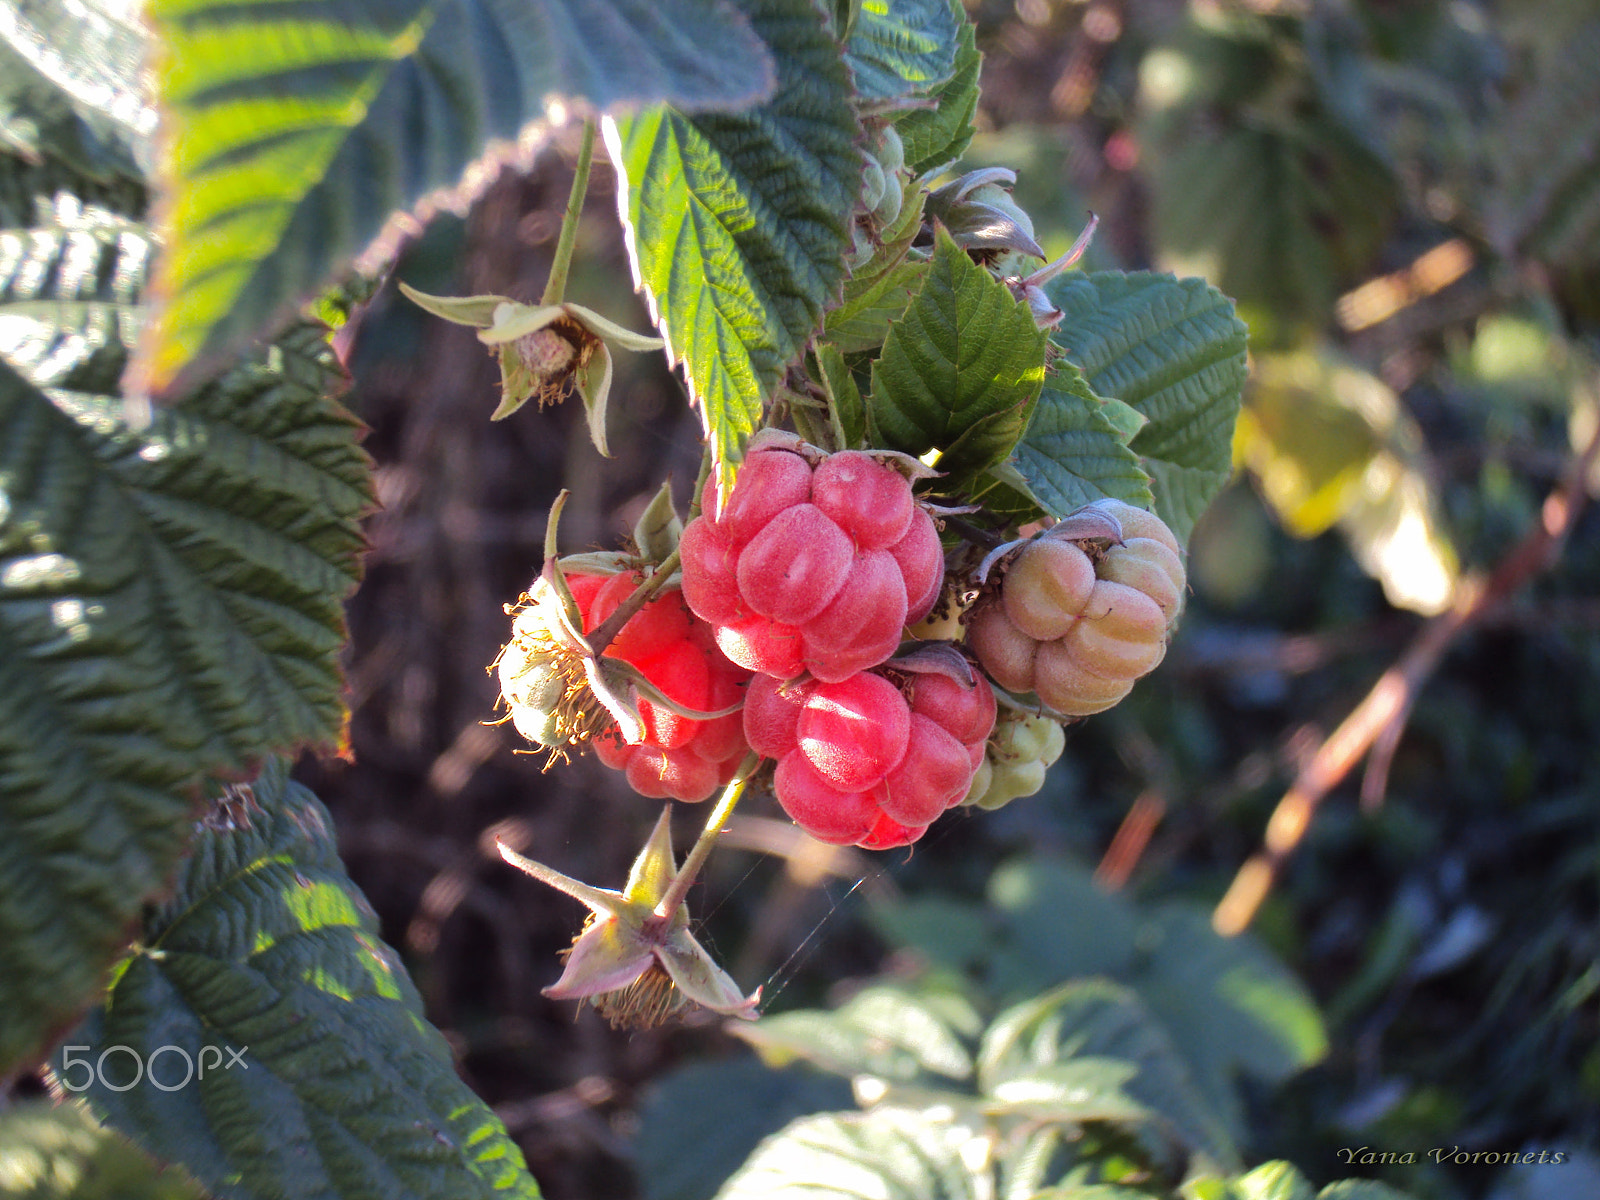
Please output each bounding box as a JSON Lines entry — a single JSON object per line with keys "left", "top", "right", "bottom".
{"left": 967, "top": 500, "right": 1186, "bottom": 718}
{"left": 963, "top": 711, "right": 1065, "bottom": 810}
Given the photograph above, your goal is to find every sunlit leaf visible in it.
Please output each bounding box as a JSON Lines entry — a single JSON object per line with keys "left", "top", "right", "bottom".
{"left": 67, "top": 761, "right": 541, "bottom": 1200}
{"left": 138, "top": 0, "right": 779, "bottom": 397}
{"left": 0, "top": 1100, "right": 205, "bottom": 1200}
{"left": 609, "top": 0, "right": 861, "bottom": 498}
{"left": 893, "top": 0, "right": 979, "bottom": 176}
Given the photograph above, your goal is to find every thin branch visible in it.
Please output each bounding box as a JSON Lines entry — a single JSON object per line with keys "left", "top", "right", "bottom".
{"left": 1212, "top": 416, "right": 1600, "bottom": 936}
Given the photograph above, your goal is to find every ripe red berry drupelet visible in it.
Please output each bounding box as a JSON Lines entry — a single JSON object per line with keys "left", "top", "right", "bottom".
{"left": 745, "top": 663, "right": 996, "bottom": 849}
{"left": 679, "top": 433, "right": 944, "bottom": 682}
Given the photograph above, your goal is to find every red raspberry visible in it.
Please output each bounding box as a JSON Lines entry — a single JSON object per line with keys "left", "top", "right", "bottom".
{"left": 754, "top": 663, "right": 997, "bottom": 850}
{"left": 557, "top": 568, "right": 752, "bottom": 802}
{"left": 680, "top": 434, "right": 945, "bottom": 681}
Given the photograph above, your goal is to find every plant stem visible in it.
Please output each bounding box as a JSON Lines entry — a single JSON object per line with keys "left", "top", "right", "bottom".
{"left": 541, "top": 118, "right": 597, "bottom": 307}
{"left": 653, "top": 759, "right": 757, "bottom": 924}
{"left": 586, "top": 547, "right": 682, "bottom": 656}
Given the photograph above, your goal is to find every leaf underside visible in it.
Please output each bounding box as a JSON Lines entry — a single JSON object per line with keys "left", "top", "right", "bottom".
{"left": 892, "top": 0, "right": 980, "bottom": 176}
{"left": 610, "top": 0, "right": 861, "bottom": 498}
{"left": 70, "top": 761, "right": 541, "bottom": 1200}
{"left": 1044, "top": 270, "right": 1247, "bottom": 542}
{"left": 139, "top": 0, "right": 780, "bottom": 397}
{"left": 843, "top": 0, "right": 961, "bottom": 102}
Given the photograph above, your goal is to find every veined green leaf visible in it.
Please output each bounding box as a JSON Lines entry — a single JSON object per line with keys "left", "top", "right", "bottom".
{"left": 869, "top": 226, "right": 1047, "bottom": 476}
{"left": 608, "top": 0, "right": 861, "bottom": 499}
{"left": 0, "top": 1100, "right": 206, "bottom": 1199}
{"left": 735, "top": 982, "right": 982, "bottom": 1085}
{"left": 977, "top": 980, "right": 1239, "bottom": 1171}
{"left": 1008, "top": 363, "right": 1154, "bottom": 517}
{"left": 0, "top": 323, "right": 370, "bottom": 1076}
{"left": 1232, "top": 1161, "right": 1316, "bottom": 1200}
{"left": 844, "top": 0, "right": 961, "bottom": 102}
{"left": 1044, "top": 270, "right": 1247, "bottom": 542}
{"left": 712, "top": 1108, "right": 986, "bottom": 1200}
{"left": 138, "top": 0, "right": 780, "bottom": 398}
{"left": 893, "top": 0, "right": 979, "bottom": 176}
{"left": 67, "top": 761, "right": 541, "bottom": 1200}
{"left": 0, "top": 190, "right": 152, "bottom": 395}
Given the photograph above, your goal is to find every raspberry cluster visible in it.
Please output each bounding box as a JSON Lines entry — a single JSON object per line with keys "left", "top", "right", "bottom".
{"left": 743, "top": 666, "right": 996, "bottom": 849}
{"left": 679, "top": 433, "right": 943, "bottom": 682}
{"left": 500, "top": 569, "right": 751, "bottom": 802}
{"left": 967, "top": 500, "right": 1185, "bottom": 716}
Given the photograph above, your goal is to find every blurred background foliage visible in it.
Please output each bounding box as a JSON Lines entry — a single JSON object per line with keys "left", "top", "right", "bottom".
{"left": 19, "top": 0, "right": 1579, "bottom": 1198}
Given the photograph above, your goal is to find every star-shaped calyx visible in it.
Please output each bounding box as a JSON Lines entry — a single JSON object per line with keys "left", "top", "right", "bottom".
{"left": 498, "top": 808, "right": 760, "bottom": 1029}
{"left": 399, "top": 284, "right": 661, "bottom": 455}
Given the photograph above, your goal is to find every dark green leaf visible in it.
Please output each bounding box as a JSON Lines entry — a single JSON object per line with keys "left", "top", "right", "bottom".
{"left": 0, "top": 324, "right": 369, "bottom": 1076}
{"left": 1488, "top": 20, "right": 1600, "bottom": 269}
{"left": 893, "top": 0, "right": 980, "bottom": 176}
{"left": 1044, "top": 270, "right": 1247, "bottom": 541}
{"left": 844, "top": 0, "right": 961, "bottom": 102}
{"left": 1232, "top": 1162, "right": 1316, "bottom": 1200}
{"left": 815, "top": 343, "right": 867, "bottom": 449}
{"left": 68, "top": 761, "right": 540, "bottom": 1200}
{"left": 636, "top": 1060, "right": 855, "bottom": 1200}
{"left": 1318, "top": 1183, "right": 1420, "bottom": 1200}
{"left": 0, "top": 1100, "right": 206, "bottom": 1200}
{"left": 869, "top": 227, "right": 1047, "bottom": 476}
{"left": 0, "top": 0, "right": 154, "bottom": 185}
{"left": 610, "top": 0, "right": 861, "bottom": 497}
{"left": 977, "top": 980, "right": 1239, "bottom": 1170}
{"left": 1131, "top": 908, "right": 1328, "bottom": 1139}
{"left": 1008, "top": 364, "right": 1154, "bottom": 517}
{"left": 712, "top": 1109, "right": 985, "bottom": 1200}
{"left": 139, "top": 0, "right": 779, "bottom": 397}
{"left": 735, "top": 983, "right": 981, "bottom": 1085}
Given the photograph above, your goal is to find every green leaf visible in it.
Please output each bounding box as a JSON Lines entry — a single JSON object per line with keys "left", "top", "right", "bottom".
{"left": 844, "top": 0, "right": 961, "bottom": 102}
{"left": 1488, "top": 20, "right": 1600, "bottom": 269}
{"left": 138, "top": 0, "right": 780, "bottom": 398}
{"left": 0, "top": 190, "right": 151, "bottom": 395}
{"left": 636, "top": 1060, "right": 855, "bottom": 1200}
{"left": 609, "top": 0, "right": 862, "bottom": 497}
{"left": 1008, "top": 364, "right": 1154, "bottom": 517}
{"left": 67, "top": 761, "right": 541, "bottom": 1200}
{"left": 983, "top": 1057, "right": 1151, "bottom": 1126}
{"left": 976, "top": 981, "right": 1239, "bottom": 1170}
{"left": 815, "top": 343, "right": 867, "bottom": 449}
{"left": 0, "top": 326, "right": 370, "bottom": 1076}
{"left": 1044, "top": 270, "right": 1247, "bottom": 542}
{"left": 1232, "top": 1162, "right": 1316, "bottom": 1200}
{"left": 1318, "top": 1184, "right": 1419, "bottom": 1200}
{"left": 0, "top": 1100, "right": 206, "bottom": 1200}
{"left": 869, "top": 226, "right": 1047, "bottom": 475}
{"left": 1132, "top": 909, "right": 1328, "bottom": 1140}
{"left": 712, "top": 1108, "right": 986, "bottom": 1200}
{"left": 735, "top": 982, "right": 981, "bottom": 1085}
{"left": 893, "top": 0, "right": 980, "bottom": 176}
{"left": 0, "top": 0, "right": 155, "bottom": 185}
